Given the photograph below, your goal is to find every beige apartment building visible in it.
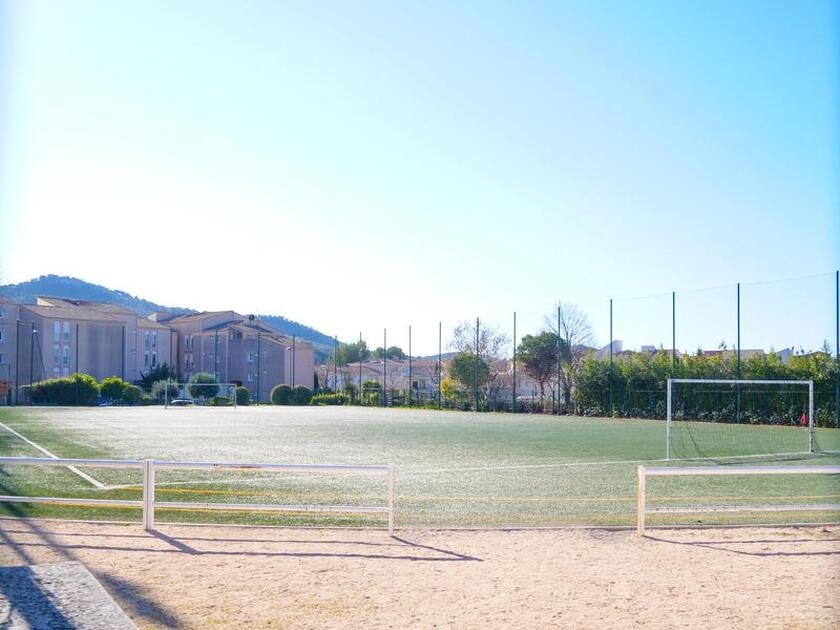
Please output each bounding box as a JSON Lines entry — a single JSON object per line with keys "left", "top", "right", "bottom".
{"left": 0, "top": 297, "right": 311, "bottom": 405}
{"left": 157, "top": 310, "right": 314, "bottom": 402}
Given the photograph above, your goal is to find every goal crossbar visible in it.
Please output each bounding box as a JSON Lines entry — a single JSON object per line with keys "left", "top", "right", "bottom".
{"left": 636, "top": 464, "right": 840, "bottom": 535}
{"left": 666, "top": 378, "right": 814, "bottom": 460}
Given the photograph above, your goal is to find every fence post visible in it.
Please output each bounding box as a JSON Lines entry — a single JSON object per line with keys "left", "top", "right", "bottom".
{"left": 143, "top": 459, "right": 155, "bottom": 531}
{"left": 666, "top": 379, "right": 672, "bottom": 460}
{"left": 636, "top": 465, "right": 646, "bottom": 536}
{"left": 387, "top": 464, "right": 395, "bottom": 536}
{"left": 808, "top": 380, "right": 815, "bottom": 453}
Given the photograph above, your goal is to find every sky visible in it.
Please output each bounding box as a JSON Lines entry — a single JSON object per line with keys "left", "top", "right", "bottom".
{"left": 1, "top": 0, "right": 838, "bottom": 356}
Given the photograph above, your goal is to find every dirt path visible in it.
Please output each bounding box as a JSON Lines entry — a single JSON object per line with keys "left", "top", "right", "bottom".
{"left": 0, "top": 518, "right": 837, "bottom": 629}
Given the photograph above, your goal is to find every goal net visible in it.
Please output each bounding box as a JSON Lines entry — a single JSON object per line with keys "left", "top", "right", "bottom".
{"left": 667, "top": 379, "right": 814, "bottom": 461}
{"left": 165, "top": 382, "right": 238, "bottom": 407}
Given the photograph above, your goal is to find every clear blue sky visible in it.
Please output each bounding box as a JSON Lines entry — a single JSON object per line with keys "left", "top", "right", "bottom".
{"left": 1, "top": 0, "right": 838, "bottom": 355}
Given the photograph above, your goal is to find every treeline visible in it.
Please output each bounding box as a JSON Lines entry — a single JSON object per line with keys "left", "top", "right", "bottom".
{"left": 574, "top": 351, "right": 838, "bottom": 427}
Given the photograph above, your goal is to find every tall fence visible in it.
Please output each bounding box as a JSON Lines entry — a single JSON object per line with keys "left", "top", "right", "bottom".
{"left": 318, "top": 271, "right": 839, "bottom": 427}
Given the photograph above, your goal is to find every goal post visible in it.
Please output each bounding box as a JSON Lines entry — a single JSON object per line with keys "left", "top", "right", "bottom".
{"left": 666, "top": 379, "right": 814, "bottom": 460}
{"left": 165, "top": 382, "right": 238, "bottom": 408}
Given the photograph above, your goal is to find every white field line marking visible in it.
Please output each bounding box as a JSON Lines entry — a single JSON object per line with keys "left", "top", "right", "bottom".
{"left": 0, "top": 420, "right": 106, "bottom": 489}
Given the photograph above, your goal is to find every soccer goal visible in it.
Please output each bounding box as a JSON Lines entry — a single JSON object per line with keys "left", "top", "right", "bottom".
{"left": 666, "top": 379, "right": 814, "bottom": 461}
{"left": 165, "top": 382, "right": 238, "bottom": 408}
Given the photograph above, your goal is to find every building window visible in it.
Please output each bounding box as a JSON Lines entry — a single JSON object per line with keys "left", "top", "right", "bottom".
{"left": 54, "top": 320, "right": 60, "bottom": 340}
{"left": 0, "top": 353, "right": 3, "bottom": 363}
{"left": 247, "top": 352, "right": 256, "bottom": 362}
{"left": 144, "top": 331, "right": 150, "bottom": 350}
{"left": 63, "top": 321, "right": 70, "bottom": 343}
{"left": 62, "top": 346, "right": 70, "bottom": 366}
{"left": 247, "top": 372, "right": 255, "bottom": 382}
{"left": 144, "top": 351, "right": 150, "bottom": 367}
{"left": 0, "top": 330, "right": 3, "bottom": 342}
{"left": 152, "top": 332, "right": 158, "bottom": 347}
{"left": 53, "top": 343, "right": 61, "bottom": 365}
{"left": 151, "top": 352, "right": 157, "bottom": 367}
{"left": 0, "top": 306, "right": 4, "bottom": 318}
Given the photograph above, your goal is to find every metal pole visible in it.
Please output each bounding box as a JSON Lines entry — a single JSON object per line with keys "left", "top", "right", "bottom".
{"left": 334, "top": 335, "right": 338, "bottom": 392}
{"left": 609, "top": 299, "right": 613, "bottom": 418}
{"left": 809, "top": 380, "right": 815, "bottom": 453}
{"left": 666, "top": 379, "right": 672, "bottom": 460}
{"left": 358, "top": 332, "right": 362, "bottom": 404}
{"left": 14, "top": 320, "right": 19, "bottom": 405}
{"left": 736, "top": 282, "right": 741, "bottom": 424}
{"left": 408, "top": 325, "right": 412, "bottom": 407}
{"left": 121, "top": 325, "right": 126, "bottom": 380}
{"left": 556, "top": 305, "right": 561, "bottom": 415}
{"left": 835, "top": 269, "right": 839, "bottom": 429}
{"left": 291, "top": 335, "right": 296, "bottom": 388}
{"left": 383, "top": 328, "right": 387, "bottom": 407}
{"left": 438, "top": 321, "right": 442, "bottom": 409}
{"left": 474, "top": 317, "right": 480, "bottom": 412}
{"left": 671, "top": 291, "right": 676, "bottom": 377}
{"left": 256, "top": 332, "right": 261, "bottom": 403}
{"left": 29, "top": 323, "right": 35, "bottom": 394}
{"left": 512, "top": 312, "right": 517, "bottom": 413}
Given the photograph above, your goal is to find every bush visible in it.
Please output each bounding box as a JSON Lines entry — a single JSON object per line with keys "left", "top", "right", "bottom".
{"left": 310, "top": 393, "right": 349, "bottom": 406}
{"left": 27, "top": 373, "right": 100, "bottom": 406}
{"left": 235, "top": 386, "right": 251, "bottom": 406}
{"left": 293, "top": 385, "right": 312, "bottom": 405}
{"left": 139, "top": 363, "right": 177, "bottom": 392}
{"left": 121, "top": 384, "right": 143, "bottom": 405}
{"left": 151, "top": 380, "right": 180, "bottom": 402}
{"left": 100, "top": 376, "right": 129, "bottom": 401}
{"left": 188, "top": 372, "right": 219, "bottom": 399}
{"left": 209, "top": 396, "right": 232, "bottom": 406}
{"left": 271, "top": 384, "right": 293, "bottom": 405}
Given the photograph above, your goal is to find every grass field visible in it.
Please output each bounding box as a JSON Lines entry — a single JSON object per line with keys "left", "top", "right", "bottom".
{"left": 0, "top": 406, "right": 838, "bottom": 528}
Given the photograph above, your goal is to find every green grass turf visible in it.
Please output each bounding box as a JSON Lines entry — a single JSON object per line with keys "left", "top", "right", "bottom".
{"left": 0, "top": 406, "right": 838, "bottom": 528}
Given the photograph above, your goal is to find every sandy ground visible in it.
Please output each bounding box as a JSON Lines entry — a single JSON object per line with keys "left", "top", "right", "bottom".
{"left": 0, "top": 518, "right": 838, "bottom": 629}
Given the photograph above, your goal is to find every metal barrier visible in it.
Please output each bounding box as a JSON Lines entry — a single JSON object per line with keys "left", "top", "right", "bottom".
{"left": 637, "top": 464, "right": 840, "bottom": 535}
{"left": 0, "top": 457, "right": 396, "bottom": 535}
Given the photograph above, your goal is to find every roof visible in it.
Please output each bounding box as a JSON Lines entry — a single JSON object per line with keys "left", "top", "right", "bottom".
{"left": 36, "top": 296, "right": 136, "bottom": 315}
{"left": 22, "top": 304, "right": 124, "bottom": 323}
{"left": 138, "top": 318, "right": 170, "bottom": 330}
{"left": 169, "top": 311, "right": 238, "bottom": 323}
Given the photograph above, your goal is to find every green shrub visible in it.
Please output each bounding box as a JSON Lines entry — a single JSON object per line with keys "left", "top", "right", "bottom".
{"left": 100, "top": 376, "right": 128, "bottom": 401}
{"left": 293, "top": 385, "right": 312, "bottom": 405}
{"left": 27, "top": 373, "right": 100, "bottom": 406}
{"left": 235, "top": 386, "right": 251, "bottom": 406}
{"left": 209, "top": 396, "right": 232, "bottom": 406}
{"left": 188, "top": 372, "right": 219, "bottom": 399}
{"left": 310, "top": 393, "right": 349, "bottom": 406}
{"left": 121, "top": 384, "right": 143, "bottom": 405}
{"left": 271, "top": 384, "right": 293, "bottom": 405}
{"left": 151, "top": 380, "right": 180, "bottom": 402}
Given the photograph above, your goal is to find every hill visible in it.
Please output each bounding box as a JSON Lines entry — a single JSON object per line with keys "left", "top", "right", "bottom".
{"left": 0, "top": 275, "right": 335, "bottom": 358}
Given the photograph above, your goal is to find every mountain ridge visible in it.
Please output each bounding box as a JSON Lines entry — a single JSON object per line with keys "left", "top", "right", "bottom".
{"left": 0, "top": 275, "right": 335, "bottom": 356}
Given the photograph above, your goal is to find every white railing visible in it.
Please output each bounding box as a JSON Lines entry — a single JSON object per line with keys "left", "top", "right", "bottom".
{"left": 0, "top": 457, "right": 395, "bottom": 535}
{"left": 636, "top": 464, "right": 840, "bottom": 535}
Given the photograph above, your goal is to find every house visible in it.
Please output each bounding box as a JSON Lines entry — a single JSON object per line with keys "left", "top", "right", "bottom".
{"left": 336, "top": 357, "right": 441, "bottom": 400}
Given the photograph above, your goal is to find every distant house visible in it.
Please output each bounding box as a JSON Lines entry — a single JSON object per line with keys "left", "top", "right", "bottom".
{"left": 336, "top": 358, "right": 441, "bottom": 400}
{"left": 701, "top": 349, "right": 765, "bottom": 360}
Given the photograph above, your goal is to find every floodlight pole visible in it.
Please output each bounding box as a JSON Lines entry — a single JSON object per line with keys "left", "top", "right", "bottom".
{"left": 736, "top": 283, "right": 741, "bottom": 424}
{"left": 474, "top": 317, "right": 480, "bottom": 412}
{"left": 609, "top": 299, "right": 613, "bottom": 418}
{"left": 835, "top": 269, "right": 839, "bottom": 429}
{"left": 359, "top": 332, "right": 363, "bottom": 405}
{"left": 408, "top": 325, "right": 412, "bottom": 407}
{"left": 383, "top": 328, "right": 387, "bottom": 407}
{"left": 512, "top": 312, "right": 517, "bottom": 413}
{"left": 438, "top": 322, "right": 442, "bottom": 409}
{"left": 556, "top": 305, "right": 561, "bottom": 415}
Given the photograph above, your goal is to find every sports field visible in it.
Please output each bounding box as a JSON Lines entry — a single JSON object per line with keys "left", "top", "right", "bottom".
{"left": 1, "top": 406, "right": 838, "bottom": 528}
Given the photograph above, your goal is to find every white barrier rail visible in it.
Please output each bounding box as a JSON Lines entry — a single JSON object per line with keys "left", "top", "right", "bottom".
{"left": 637, "top": 464, "right": 840, "bottom": 535}
{"left": 0, "top": 457, "right": 396, "bottom": 535}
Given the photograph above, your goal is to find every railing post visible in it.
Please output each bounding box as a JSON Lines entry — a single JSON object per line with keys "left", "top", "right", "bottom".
{"left": 666, "top": 379, "right": 672, "bottom": 460}
{"left": 808, "top": 380, "right": 815, "bottom": 453}
{"left": 387, "top": 464, "right": 395, "bottom": 536}
{"left": 143, "top": 459, "right": 155, "bottom": 531}
{"left": 637, "top": 465, "right": 646, "bottom": 536}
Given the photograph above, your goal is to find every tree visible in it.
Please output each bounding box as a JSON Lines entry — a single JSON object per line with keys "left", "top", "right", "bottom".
{"left": 545, "top": 302, "right": 594, "bottom": 411}
{"left": 100, "top": 376, "right": 128, "bottom": 401}
{"left": 188, "top": 372, "right": 219, "bottom": 399}
{"left": 235, "top": 386, "right": 251, "bottom": 406}
{"left": 373, "top": 346, "right": 407, "bottom": 360}
{"left": 517, "top": 332, "right": 559, "bottom": 408}
{"left": 448, "top": 352, "right": 490, "bottom": 403}
{"left": 271, "top": 384, "right": 293, "bottom": 405}
{"left": 450, "top": 320, "right": 509, "bottom": 403}
{"left": 151, "top": 379, "right": 179, "bottom": 402}
{"left": 293, "top": 385, "right": 312, "bottom": 405}
{"left": 336, "top": 341, "right": 371, "bottom": 365}
{"left": 139, "top": 363, "right": 177, "bottom": 392}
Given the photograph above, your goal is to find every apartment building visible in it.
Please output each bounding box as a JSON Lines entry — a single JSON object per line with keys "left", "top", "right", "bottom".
{"left": 160, "top": 311, "right": 314, "bottom": 402}
{"left": 337, "top": 358, "right": 441, "bottom": 399}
